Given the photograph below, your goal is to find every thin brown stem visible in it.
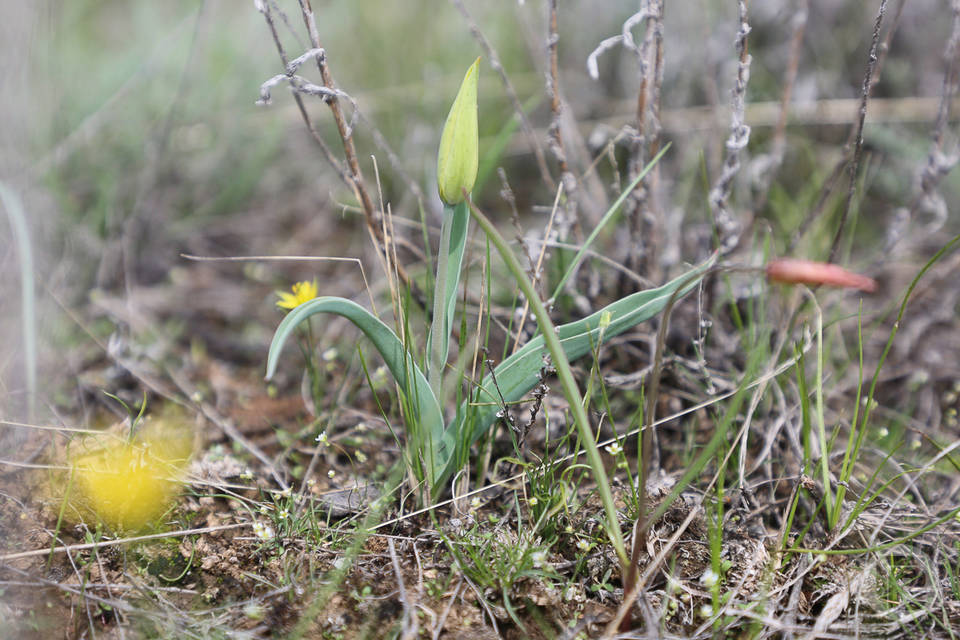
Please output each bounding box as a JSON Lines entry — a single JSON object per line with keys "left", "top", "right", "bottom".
{"left": 296, "top": 0, "right": 379, "bottom": 238}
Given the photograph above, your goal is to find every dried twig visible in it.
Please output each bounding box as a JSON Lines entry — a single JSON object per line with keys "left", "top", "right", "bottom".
{"left": 545, "top": 0, "right": 579, "bottom": 243}
{"left": 295, "top": 1, "right": 378, "bottom": 227}
{"left": 586, "top": 2, "right": 665, "bottom": 275}
{"left": 256, "top": 0, "right": 423, "bottom": 297}
{"left": 256, "top": 2, "right": 352, "bottom": 197}
{"left": 707, "top": 0, "right": 752, "bottom": 256}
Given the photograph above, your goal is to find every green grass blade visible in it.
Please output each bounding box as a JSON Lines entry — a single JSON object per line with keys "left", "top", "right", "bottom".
{"left": 0, "top": 182, "right": 37, "bottom": 419}
{"left": 474, "top": 94, "right": 540, "bottom": 195}
{"left": 265, "top": 297, "right": 452, "bottom": 486}
{"left": 548, "top": 143, "right": 672, "bottom": 303}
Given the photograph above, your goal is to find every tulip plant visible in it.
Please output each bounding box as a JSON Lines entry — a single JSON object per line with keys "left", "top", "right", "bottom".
{"left": 264, "top": 59, "right": 714, "bottom": 542}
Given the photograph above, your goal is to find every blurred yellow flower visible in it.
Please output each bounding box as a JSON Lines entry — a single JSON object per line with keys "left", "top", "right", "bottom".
{"left": 68, "top": 419, "right": 193, "bottom": 532}
{"left": 276, "top": 280, "right": 319, "bottom": 310}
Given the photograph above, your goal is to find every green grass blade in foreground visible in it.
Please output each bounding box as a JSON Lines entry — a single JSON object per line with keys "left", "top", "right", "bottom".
{"left": 447, "top": 253, "right": 717, "bottom": 460}
{"left": 549, "top": 143, "right": 671, "bottom": 303}
{"left": 265, "top": 297, "right": 453, "bottom": 486}
{"left": 0, "top": 182, "right": 36, "bottom": 419}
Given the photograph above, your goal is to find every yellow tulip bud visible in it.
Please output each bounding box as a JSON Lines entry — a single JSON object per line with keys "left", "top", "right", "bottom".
{"left": 437, "top": 57, "right": 480, "bottom": 205}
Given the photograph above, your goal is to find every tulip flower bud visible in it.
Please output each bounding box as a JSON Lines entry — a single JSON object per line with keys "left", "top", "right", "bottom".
{"left": 437, "top": 58, "right": 480, "bottom": 205}
{"left": 766, "top": 258, "right": 876, "bottom": 292}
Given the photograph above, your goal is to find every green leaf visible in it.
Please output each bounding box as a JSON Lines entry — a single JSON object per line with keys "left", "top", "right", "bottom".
{"left": 441, "top": 254, "right": 716, "bottom": 485}
{"left": 427, "top": 200, "right": 470, "bottom": 394}
{"left": 265, "top": 297, "right": 452, "bottom": 486}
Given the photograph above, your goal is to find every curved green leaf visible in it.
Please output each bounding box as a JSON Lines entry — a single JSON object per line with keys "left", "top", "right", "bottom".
{"left": 265, "top": 297, "right": 453, "bottom": 486}
{"left": 441, "top": 254, "right": 716, "bottom": 484}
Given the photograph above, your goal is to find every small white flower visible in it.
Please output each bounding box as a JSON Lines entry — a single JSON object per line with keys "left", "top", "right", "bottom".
{"left": 470, "top": 497, "right": 482, "bottom": 510}
{"left": 279, "top": 487, "right": 292, "bottom": 498}
{"left": 699, "top": 604, "right": 713, "bottom": 618}
{"left": 576, "top": 539, "right": 590, "bottom": 552}
{"left": 529, "top": 496, "right": 539, "bottom": 507}
{"left": 531, "top": 550, "right": 547, "bottom": 568}
{"left": 355, "top": 451, "right": 368, "bottom": 463}
{"left": 700, "top": 567, "right": 719, "bottom": 588}
{"left": 253, "top": 521, "right": 275, "bottom": 541}
{"left": 306, "top": 477, "right": 317, "bottom": 487}
{"left": 877, "top": 426, "right": 889, "bottom": 438}
{"left": 605, "top": 441, "right": 623, "bottom": 456}
{"left": 316, "top": 431, "right": 329, "bottom": 446}
{"left": 278, "top": 508, "right": 289, "bottom": 519}
{"left": 328, "top": 469, "right": 336, "bottom": 478}
{"left": 321, "top": 348, "right": 338, "bottom": 362}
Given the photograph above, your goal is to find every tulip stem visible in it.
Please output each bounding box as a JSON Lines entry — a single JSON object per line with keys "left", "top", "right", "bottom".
{"left": 464, "top": 193, "right": 628, "bottom": 567}
{"left": 428, "top": 205, "right": 454, "bottom": 398}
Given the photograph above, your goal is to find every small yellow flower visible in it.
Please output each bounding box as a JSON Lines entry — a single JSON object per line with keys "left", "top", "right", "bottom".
{"left": 437, "top": 57, "right": 480, "bottom": 205}
{"left": 276, "top": 280, "right": 319, "bottom": 310}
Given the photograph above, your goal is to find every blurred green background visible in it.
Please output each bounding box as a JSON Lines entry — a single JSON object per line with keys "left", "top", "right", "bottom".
{"left": 1, "top": 0, "right": 958, "bottom": 415}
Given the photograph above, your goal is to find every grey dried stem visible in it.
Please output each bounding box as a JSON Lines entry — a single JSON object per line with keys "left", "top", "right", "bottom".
{"left": 295, "top": 0, "right": 377, "bottom": 224}
{"left": 629, "top": 1, "right": 665, "bottom": 277}
{"left": 585, "top": 2, "right": 665, "bottom": 275}
{"left": 828, "top": 0, "right": 889, "bottom": 264}
{"left": 257, "top": 3, "right": 353, "bottom": 198}
{"left": 707, "top": 0, "right": 752, "bottom": 256}
{"left": 545, "top": 0, "right": 579, "bottom": 244}
{"left": 909, "top": 0, "right": 960, "bottom": 233}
